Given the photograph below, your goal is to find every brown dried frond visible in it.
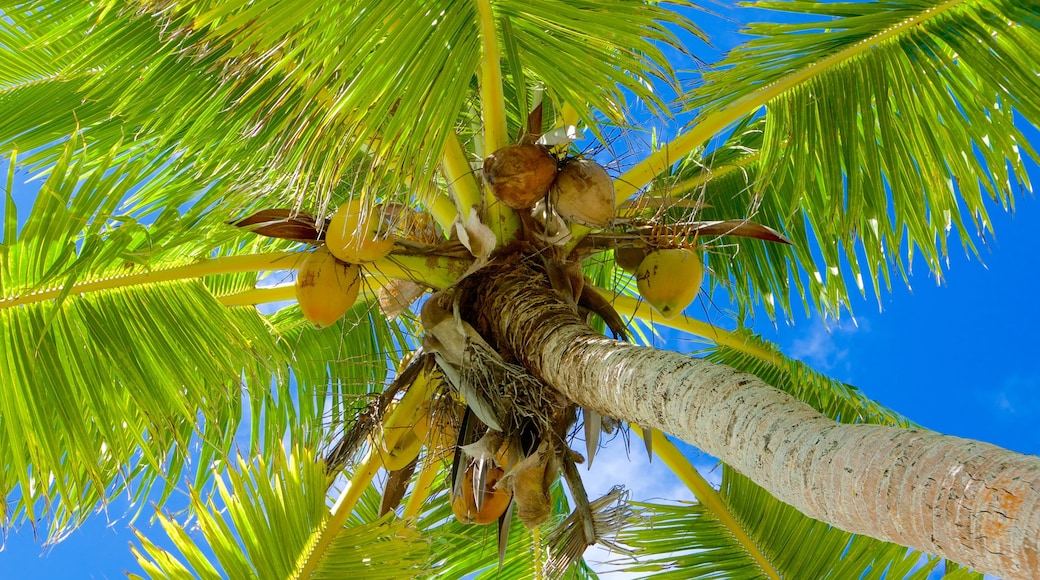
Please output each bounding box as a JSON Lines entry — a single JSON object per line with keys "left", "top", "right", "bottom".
{"left": 543, "top": 486, "right": 634, "bottom": 578}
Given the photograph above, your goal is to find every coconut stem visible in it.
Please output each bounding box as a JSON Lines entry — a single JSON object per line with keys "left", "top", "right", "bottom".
{"left": 0, "top": 252, "right": 300, "bottom": 310}
{"left": 476, "top": 0, "right": 507, "bottom": 154}
{"left": 601, "top": 289, "right": 782, "bottom": 365}
{"left": 442, "top": 132, "right": 483, "bottom": 215}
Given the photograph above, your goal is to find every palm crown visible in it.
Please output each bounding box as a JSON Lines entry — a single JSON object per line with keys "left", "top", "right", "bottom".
{"left": 2, "top": 0, "right": 1039, "bottom": 577}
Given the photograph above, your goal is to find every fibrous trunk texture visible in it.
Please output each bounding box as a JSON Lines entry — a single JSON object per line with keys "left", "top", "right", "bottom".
{"left": 463, "top": 258, "right": 1040, "bottom": 579}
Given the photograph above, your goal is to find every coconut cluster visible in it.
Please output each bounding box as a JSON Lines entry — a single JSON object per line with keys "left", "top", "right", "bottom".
{"left": 483, "top": 144, "right": 615, "bottom": 230}
{"left": 296, "top": 200, "right": 395, "bottom": 328}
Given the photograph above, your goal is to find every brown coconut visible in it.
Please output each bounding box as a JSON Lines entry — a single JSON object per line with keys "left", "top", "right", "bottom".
{"left": 483, "top": 144, "right": 558, "bottom": 209}
{"left": 551, "top": 158, "right": 614, "bottom": 227}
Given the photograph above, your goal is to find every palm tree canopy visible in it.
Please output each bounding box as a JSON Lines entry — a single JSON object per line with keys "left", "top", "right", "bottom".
{"left": 1, "top": 0, "right": 1038, "bottom": 577}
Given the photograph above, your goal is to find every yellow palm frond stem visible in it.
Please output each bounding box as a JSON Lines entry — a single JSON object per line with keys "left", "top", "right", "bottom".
{"left": 603, "top": 290, "right": 782, "bottom": 365}
{"left": 563, "top": 223, "right": 592, "bottom": 254}
{"left": 219, "top": 284, "right": 298, "bottom": 307}
{"left": 217, "top": 276, "right": 390, "bottom": 308}
{"left": 401, "top": 454, "right": 442, "bottom": 519}
{"left": 476, "top": 0, "right": 507, "bottom": 154}
{"left": 632, "top": 426, "right": 782, "bottom": 580}
{"left": 442, "top": 133, "right": 483, "bottom": 216}
{"left": 369, "top": 254, "right": 468, "bottom": 290}
{"left": 656, "top": 151, "right": 761, "bottom": 206}
{"left": 474, "top": 0, "right": 520, "bottom": 245}
{"left": 296, "top": 447, "right": 382, "bottom": 579}
{"left": 0, "top": 251, "right": 300, "bottom": 311}
{"left": 424, "top": 193, "right": 459, "bottom": 235}
{"left": 369, "top": 371, "right": 436, "bottom": 471}
{"left": 300, "top": 376, "right": 436, "bottom": 577}
{"left": 1, "top": 252, "right": 464, "bottom": 312}
{"left": 487, "top": 204, "right": 521, "bottom": 245}
{"left": 614, "top": 131, "right": 715, "bottom": 208}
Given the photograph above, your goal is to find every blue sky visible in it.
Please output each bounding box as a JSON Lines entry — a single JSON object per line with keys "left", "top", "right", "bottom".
{"left": 3, "top": 2, "right": 1040, "bottom": 578}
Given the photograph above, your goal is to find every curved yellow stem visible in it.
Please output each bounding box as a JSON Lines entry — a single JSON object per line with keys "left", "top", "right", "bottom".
{"left": 2, "top": 251, "right": 467, "bottom": 311}
{"left": 426, "top": 193, "right": 460, "bottom": 235}
{"left": 475, "top": 0, "right": 520, "bottom": 244}
{"left": 401, "top": 455, "right": 441, "bottom": 519}
{"left": 476, "top": 0, "right": 507, "bottom": 154}
{"left": 0, "top": 252, "right": 300, "bottom": 310}
{"left": 442, "top": 133, "right": 483, "bottom": 216}
{"left": 373, "top": 254, "right": 467, "bottom": 289}
{"left": 219, "top": 284, "right": 297, "bottom": 307}
{"left": 632, "top": 426, "right": 781, "bottom": 580}
{"left": 663, "top": 151, "right": 761, "bottom": 202}
{"left": 300, "top": 374, "right": 435, "bottom": 577}
{"left": 604, "top": 290, "right": 781, "bottom": 365}
{"left": 295, "top": 448, "right": 381, "bottom": 579}
{"left": 217, "top": 279, "right": 389, "bottom": 308}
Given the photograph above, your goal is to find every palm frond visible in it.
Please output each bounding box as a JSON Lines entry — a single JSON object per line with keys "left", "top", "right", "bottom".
{"left": 619, "top": 463, "right": 949, "bottom": 579}
{"left": 0, "top": 137, "right": 409, "bottom": 535}
{"left": 0, "top": 274, "right": 269, "bottom": 536}
{"left": 414, "top": 473, "right": 600, "bottom": 579}
{"left": 2, "top": 1, "right": 704, "bottom": 223}
{"left": 670, "top": 0, "right": 1040, "bottom": 317}
{"left": 129, "top": 446, "right": 431, "bottom": 579}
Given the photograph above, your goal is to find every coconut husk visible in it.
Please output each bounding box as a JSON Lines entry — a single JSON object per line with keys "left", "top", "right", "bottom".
{"left": 483, "top": 144, "right": 559, "bottom": 209}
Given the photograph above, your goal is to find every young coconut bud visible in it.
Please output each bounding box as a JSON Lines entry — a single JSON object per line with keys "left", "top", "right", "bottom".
{"left": 295, "top": 247, "right": 362, "bottom": 327}
{"left": 614, "top": 245, "right": 648, "bottom": 274}
{"left": 483, "top": 144, "right": 558, "bottom": 209}
{"left": 550, "top": 158, "right": 614, "bottom": 228}
{"left": 325, "top": 199, "right": 395, "bottom": 263}
{"left": 452, "top": 463, "right": 512, "bottom": 524}
{"left": 635, "top": 248, "right": 703, "bottom": 318}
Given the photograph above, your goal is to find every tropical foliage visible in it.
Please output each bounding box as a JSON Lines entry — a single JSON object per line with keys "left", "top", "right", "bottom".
{"left": 1, "top": 0, "right": 1038, "bottom": 577}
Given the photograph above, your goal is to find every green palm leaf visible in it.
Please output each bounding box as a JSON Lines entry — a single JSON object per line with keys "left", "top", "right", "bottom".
{"left": 618, "top": 464, "right": 961, "bottom": 579}
{"left": 129, "top": 446, "right": 431, "bottom": 579}
{"left": 0, "top": 137, "right": 406, "bottom": 536}
{"left": 669, "top": 0, "right": 1040, "bottom": 317}
{"left": 1, "top": 1, "right": 702, "bottom": 219}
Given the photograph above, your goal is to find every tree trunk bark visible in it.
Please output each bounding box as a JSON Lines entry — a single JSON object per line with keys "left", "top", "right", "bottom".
{"left": 463, "top": 258, "right": 1040, "bottom": 580}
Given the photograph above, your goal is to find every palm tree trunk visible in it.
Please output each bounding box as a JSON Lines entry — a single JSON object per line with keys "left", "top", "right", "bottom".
{"left": 462, "top": 258, "right": 1040, "bottom": 579}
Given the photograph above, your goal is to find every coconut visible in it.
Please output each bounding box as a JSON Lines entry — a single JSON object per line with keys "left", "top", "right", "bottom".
{"left": 550, "top": 158, "right": 614, "bottom": 228}
{"left": 635, "top": 248, "right": 704, "bottom": 318}
{"left": 325, "top": 199, "right": 395, "bottom": 263}
{"left": 295, "top": 247, "right": 362, "bottom": 327}
{"left": 452, "top": 463, "right": 512, "bottom": 525}
{"left": 483, "top": 144, "right": 558, "bottom": 209}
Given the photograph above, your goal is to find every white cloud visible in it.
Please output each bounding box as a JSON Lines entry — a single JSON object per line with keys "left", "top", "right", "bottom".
{"left": 989, "top": 374, "right": 1040, "bottom": 417}
{"left": 579, "top": 433, "right": 697, "bottom": 504}
{"left": 785, "top": 318, "right": 862, "bottom": 371}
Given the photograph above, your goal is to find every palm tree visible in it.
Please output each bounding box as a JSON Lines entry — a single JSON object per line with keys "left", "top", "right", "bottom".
{"left": 2, "top": 0, "right": 1039, "bottom": 577}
